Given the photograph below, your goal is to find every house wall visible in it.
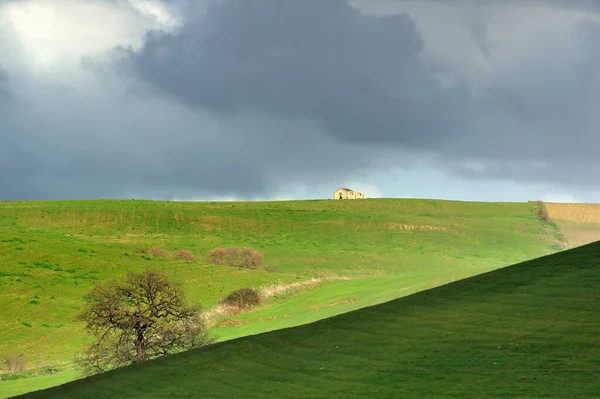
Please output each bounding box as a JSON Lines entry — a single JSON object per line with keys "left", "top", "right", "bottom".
{"left": 334, "top": 189, "right": 364, "bottom": 199}
{"left": 334, "top": 189, "right": 347, "bottom": 199}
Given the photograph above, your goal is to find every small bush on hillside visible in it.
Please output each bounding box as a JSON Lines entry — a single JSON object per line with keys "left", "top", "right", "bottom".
{"left": 264, "top": 265, "right": 281, "bottom": 273}
{"left": 175, "top": 250, "right": 199, "bottom": 262}
{"left": 535, "top": 201, "right": 551, "bottom": 223}
{"left": 220, "top": 288, "right": 262, "bottom": 311}
{"left": 149, "top": 247, "right": 169, "bottom": 258}
{"left": 537, "top": 209, "right": 551, "bottom": 222}
{"left": 132, "top": 248, "right": 149, "bottom": 254}
{"left": 206, "top": 247, "right": 227, "bottom": 264}
{"left": 3, "top": 354, "right": 27, "bottom": 373}
{"left": 206, "top": 247, "right": 263, "bottom": 269}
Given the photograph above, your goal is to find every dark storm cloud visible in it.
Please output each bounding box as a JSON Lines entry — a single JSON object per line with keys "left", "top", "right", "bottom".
{"left": 124, "top": 0, "right": 600, "bottom": 186}
{"left": 0, "top": 88, "right": 379, "bottom": 200}
{"left": 125, "top": 0, "right": 470, "bottom": 148}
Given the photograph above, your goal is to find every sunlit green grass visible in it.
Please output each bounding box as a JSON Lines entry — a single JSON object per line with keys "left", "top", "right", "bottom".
{"left": 15, "top": 241, "right": 600, "bottom": 398}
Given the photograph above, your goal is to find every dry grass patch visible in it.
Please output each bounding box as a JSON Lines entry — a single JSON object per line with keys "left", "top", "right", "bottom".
{"left": 149, "top": 247, "right": 169, "bottom": 258}
{"left": 132, "top": 248, "right": 149, "bottom": 255}
{"left": 312, "top": 298, "right": 360, "bottom": 311}
{"left": 259, "top": 277, "right": 348, "bottom": 300}
{"left": 215, "top": 319, "right": 248, "bottom": 328}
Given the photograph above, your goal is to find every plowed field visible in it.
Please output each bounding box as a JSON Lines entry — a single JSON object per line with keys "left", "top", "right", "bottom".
{"left": 545, "top": 203, "right": 600, "bottom": 247}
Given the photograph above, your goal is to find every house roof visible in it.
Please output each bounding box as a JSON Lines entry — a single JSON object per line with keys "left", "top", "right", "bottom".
{"left": 337, "top": 187, "right": 353, "bottom": 192}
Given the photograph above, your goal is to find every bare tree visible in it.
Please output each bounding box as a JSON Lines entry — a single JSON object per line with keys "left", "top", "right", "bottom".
{"left": 78, "top": 269, "right": 212, "bottom": 375}
{"left": 3, "top": 354, "right": 27, "bottom": 372}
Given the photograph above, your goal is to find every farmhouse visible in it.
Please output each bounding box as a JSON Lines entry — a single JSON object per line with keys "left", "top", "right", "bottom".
{"left": 334, "top": 188, "right": 365, "bottom": 200}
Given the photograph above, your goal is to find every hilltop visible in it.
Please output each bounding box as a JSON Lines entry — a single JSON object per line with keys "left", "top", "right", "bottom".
{"left": 0, "top": 198, "right": 563, "bottom": 396}
{"left": 14, "top": 240, "right": 600, "bottom": 398}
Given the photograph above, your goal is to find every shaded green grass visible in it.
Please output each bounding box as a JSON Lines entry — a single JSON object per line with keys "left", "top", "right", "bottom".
{"left": 14, "top": 241, "right": 600, "bottom": 398}
{"left": 0, "top": 198, "right": 562, "bottom": 396}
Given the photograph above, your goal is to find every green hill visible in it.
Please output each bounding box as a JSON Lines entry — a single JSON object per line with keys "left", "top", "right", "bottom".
{"left": 0, "top": 199, "right": 564, "bottom": 396}
{"left": 13, "top": 240, "right": 600, "bottom": 398}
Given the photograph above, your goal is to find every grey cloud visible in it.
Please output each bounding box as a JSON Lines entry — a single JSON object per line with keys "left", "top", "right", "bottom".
{"left": 4, "top": 0, "right": 600, "bottom": 201}
{"left": 125, "top": 0, "right": 600, "bottom": 182}
{"left": 0, "top": 82, "right": 378, "bottom": 200}
{"left": 124, "top": 0, "right": 470, "bottom": 149}
{"left": 0, "top": 68, "right": 10, "bottom": 101}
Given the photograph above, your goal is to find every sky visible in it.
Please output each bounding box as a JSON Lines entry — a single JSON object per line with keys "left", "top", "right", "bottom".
{"left": 1, "top": 0, "right": 600, "bottom": 203}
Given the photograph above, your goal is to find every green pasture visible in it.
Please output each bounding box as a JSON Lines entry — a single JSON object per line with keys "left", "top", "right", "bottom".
{"left": 0, "top": 198, "right": 563, "bottom": 397}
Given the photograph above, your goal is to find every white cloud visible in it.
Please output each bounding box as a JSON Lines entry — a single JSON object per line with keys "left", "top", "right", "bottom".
{"left": 0, "top": 0, "right": 178, "bottom": 80}
{"left": 540, "top": 193, "right": 580, "bottom": 203}
{"left": 341, "top": 182, "right": 383, "bottom": 199}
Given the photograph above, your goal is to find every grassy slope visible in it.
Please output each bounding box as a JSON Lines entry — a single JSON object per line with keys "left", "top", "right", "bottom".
{"left": 0, "top": 199, "right": 561, "bottom": 396}
{"left": 545, "top": 202, "right": 600, "bottom": 248}
{"left": 15, "top": 241, "right": 600, "bottom": 399}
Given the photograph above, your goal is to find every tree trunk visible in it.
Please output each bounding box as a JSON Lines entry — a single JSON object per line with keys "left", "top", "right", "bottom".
{"left": 133, "top": 329, "right": 146, "bottom": 363}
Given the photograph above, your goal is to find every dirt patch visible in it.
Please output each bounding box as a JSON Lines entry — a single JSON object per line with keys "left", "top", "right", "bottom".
{"left": 305, "top": 257, "right": 327, "bottom": 263}
{"left": 259, "top": 277, "right": 349, "bottom": 299}
{"left": 383, "top": 223, "right": 448, "bottom": 232}
{"left": 254, "top": 315, "right": 280, "bottom": 323}
{"left": 216, "top": 318, "right": 248, "bottom": 327}
{"left": 312, "top": 298, "right": 360, "bottom": 311}
{"left": 216, "top": 315, "right": 284, "bottom": 328}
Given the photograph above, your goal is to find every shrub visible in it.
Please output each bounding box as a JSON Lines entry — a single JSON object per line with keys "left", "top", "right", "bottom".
{"left": 3, "top": 354, "right": 27, "bottom": 372}
{"left": 149, "top": 247, "right": 169, "bottom": 258}
{"left": 537, "top": 208, "right": 550, "bottom": 222}
{"left": 175, "top": 250, "right": 199, "bottom": 262}
{"left": 206, "top": 247, "right": 227, "bottom": 265}
{"left": 206, "top": 247, "right": 264, "bottom": 269}
{"left": 220, "top": 288, "right": 262, "bottom": 311}
{"left": 535, "top": 202, "right": 551, "bottom": 223}
{"left": 132, "top": 248, "right": 149, "bottom": 254}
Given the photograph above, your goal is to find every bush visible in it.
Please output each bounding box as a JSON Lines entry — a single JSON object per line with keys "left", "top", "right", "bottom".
{"left": 3, "top": 354, "right": 27, "bottom": 372}
{"left": 206, "top": 247, "right": 263, "bottom": 269}
{"left": 206, "top": 247, "right": 227, "bottom": 265}
{"left": 149, "top": 247, "right": 169, "bottom": 258}
{"left": 175, "top": 250, "right": 199, "bottom": 262}
{"left": 535, "top": 202, "right": 551, "bottom": 222}
{"left": 537, "top": 209, "right": 551, "bottom": 222}
{"left": 220, "top": 288, "right": 262, "bottom": 311}
{"left": 132, "top": 248, "right": 149, "bottom": 254}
